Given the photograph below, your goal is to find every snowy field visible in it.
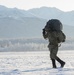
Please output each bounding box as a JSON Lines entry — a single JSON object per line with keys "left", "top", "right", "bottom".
{"left": 0, "top": 51, "right": 74, "bottom": 75}
{"left": 0, "top": 38, "right": 74, "bottom": 75}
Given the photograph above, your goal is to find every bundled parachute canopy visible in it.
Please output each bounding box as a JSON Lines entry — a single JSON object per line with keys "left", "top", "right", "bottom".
{"left": 44, "top": 19, "right": 63, "bottom": 31}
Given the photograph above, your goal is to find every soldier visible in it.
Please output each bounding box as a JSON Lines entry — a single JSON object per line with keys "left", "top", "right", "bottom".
{"left": 42, "top": 19, "right": 66, "bottom": 68}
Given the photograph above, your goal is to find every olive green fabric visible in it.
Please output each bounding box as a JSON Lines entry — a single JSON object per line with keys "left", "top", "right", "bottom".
{"left": 43, "top": 31, "right": 58, "bottom": 45}
{"left": 43, "top": 30, "right": 66, "bottom": 43}
{"left": 48, "top": 44, "right": 58, "bottom": 59}
{"left": 43, "top": 30, "right": 66, "bottom": 59}
{"left": 43, "top": 31, "right": 58, "bottom": 59}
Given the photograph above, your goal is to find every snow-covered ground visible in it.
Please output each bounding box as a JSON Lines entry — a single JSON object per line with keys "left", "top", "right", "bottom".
{"left": 0, "top": 50, "right": 74, "bottom": 75}
{"left": 0, "top": 38, "right": 74, "bottom": 75}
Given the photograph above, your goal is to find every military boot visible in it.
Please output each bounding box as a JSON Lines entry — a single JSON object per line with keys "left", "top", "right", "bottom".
{"left": 56, "top": 57, "right": 65, "bottom": 68}
{"left": 51, "top": 59, "right": 57, "bottom": 68}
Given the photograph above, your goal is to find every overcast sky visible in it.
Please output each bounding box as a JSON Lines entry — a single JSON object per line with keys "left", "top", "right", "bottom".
{"left": 0, "top": 0, "right": 74, "bottom": 11}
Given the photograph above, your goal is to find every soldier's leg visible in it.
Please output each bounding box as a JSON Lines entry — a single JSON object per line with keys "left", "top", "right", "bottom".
{"left": 56, "top": 57, "right": 65, "bottom": 68}
{"left": 51, "top": 45, "right": 65, "bottom": 68}
{"left": 50, "top": 45, "right": 65, "bottom": 68}
{"left": 51, "top": 58, "right": 56, "bottom": 68}
{"left": 49, "top": 45, "right": 65, "bottom": 68}
{"left": 49, "top": 45, "right": 58, "bottom": 68}
{"left": 49, "top": 45, "right": 58, "bottom": 60}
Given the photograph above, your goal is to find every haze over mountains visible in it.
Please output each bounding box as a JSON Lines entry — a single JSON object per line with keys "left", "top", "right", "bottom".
{"left": 0, "top": 5, "right": 74, "bottom": 38}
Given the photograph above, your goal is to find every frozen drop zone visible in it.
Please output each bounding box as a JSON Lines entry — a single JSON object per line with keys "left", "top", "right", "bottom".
{"left": 0, "top": 50, "right": 74, "bottom": 75}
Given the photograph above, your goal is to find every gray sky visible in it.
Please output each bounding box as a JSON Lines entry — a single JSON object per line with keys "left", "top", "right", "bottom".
{"left": 0, "top": 0, "right": 74, "bottom": 11}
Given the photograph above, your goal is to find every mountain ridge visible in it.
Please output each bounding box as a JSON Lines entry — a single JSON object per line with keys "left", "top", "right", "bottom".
{"left": 28, "top": 6, "right": 74, "bottom": 26}
{"left": 0, "top": 5, "right": 74, "bottom": 38}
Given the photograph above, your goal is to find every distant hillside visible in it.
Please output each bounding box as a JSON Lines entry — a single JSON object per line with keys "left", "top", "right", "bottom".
{"left": 0, "top": 17, "right": 46, "bottom": 38}
{"left": 0, "top": 5, "right": 74, "bottom": 38}
{"left": 28, "top": 7, "right": 74, "bottom": 26}
{"left": 63, "top": 25, "right": 74, "bottom": 38}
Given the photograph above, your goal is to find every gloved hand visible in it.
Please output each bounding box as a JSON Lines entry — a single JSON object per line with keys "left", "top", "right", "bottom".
{"left": 42, "top": 29, "right": 45, "bottom": 34}
{"left": 42, "top": 28, "right": 48, "bottom": 39}
{"left": 62, "top": 39, "right": 65, "bottom": 42}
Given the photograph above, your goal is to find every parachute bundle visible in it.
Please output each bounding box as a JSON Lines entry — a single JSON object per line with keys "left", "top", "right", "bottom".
{"left": 44, "top": 19, "right": 63, "bottom": 31}
{"left": 43, "top": 19, "right": 66, "bottom": 43}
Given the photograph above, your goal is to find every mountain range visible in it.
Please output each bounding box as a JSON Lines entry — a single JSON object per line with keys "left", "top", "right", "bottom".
{"left": 0, "top": 5, "right": 74, "bottom": 38}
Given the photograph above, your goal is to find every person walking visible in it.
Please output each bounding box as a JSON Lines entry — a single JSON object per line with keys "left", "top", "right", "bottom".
{"left": 42, "top": 19, "right": 66, "bottom": 68}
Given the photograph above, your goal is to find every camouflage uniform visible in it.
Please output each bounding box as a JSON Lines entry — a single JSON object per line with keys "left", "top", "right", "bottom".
{"left": 43, "top": 30, "right": 65, "bottom": 68}
{"left": 44, "top": 31, "right": 58, "bottom": 59}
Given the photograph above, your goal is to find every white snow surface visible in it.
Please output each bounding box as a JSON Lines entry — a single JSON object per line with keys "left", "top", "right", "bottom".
{"left": 0, "top": 50, "right": 74, "bottom": 75}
